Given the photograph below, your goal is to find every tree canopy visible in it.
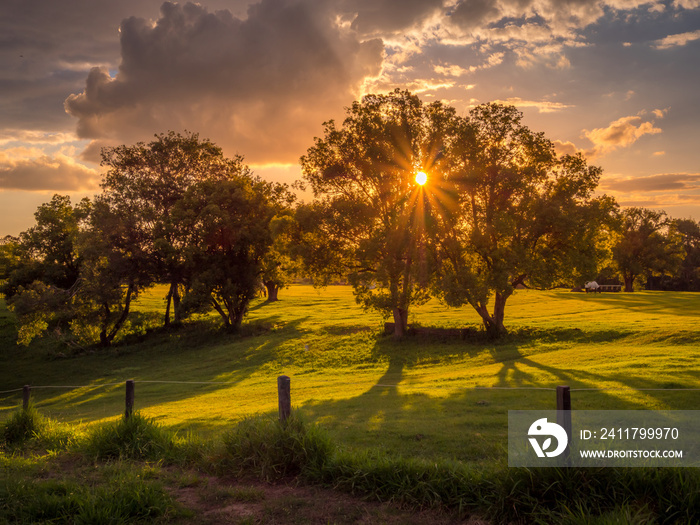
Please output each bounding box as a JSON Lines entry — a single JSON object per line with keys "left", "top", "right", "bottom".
{"left": 434, "top": 103, "right": 616, "bottom": 336}
{"left": 300, "top": 89, "right": 455, "bottom": 337}
{"left": 300, "top": 93, "right": 615, "bottom": 337}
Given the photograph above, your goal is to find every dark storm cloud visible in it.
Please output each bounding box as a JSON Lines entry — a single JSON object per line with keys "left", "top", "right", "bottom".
{"left": 65, "top": 0, "right": 383, "bottom": 163}
{"left": 0, "top": 0, "right": 251, "bottom": 131}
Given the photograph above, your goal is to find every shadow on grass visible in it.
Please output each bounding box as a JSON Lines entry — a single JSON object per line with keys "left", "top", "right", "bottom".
{"left": 555, "top": 290, "right": 700, "bottom": 318}
{"left": 0, "top": 315, "right": 312, "bottom": 425}
{"left": 299, "top": 330, "right": 700, "bottom": 464}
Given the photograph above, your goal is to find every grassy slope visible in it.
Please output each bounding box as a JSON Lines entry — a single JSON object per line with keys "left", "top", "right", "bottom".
{"left": 1, "top": 285, "right": 699, "bottom": 466}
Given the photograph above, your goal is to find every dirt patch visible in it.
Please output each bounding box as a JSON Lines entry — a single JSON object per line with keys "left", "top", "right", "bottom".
{"left": 166, "top": 469, "right": 488, "bottom": 524}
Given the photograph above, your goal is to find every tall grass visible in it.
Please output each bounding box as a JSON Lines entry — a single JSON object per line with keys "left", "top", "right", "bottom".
{"left": 81, "top": 412, "right": 203, "bottom": 465}
{"left": 0, "top": 466, "right": 176, "bottom": 524}
{"left": 221, "top": 413, "right": 333, "bottom": 481}
{"left": 215, "top": 412, "right": 700, "bottom": 523}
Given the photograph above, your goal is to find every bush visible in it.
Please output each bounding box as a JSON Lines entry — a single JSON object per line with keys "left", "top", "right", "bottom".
{"left": 222, "top": 413, "right": 333, "bottom": 481}
{"left": 2, "top": 405, "right": 45, "bottom": 446}
{"left": 82, "top": 413, "right": 177, "bottom": 461}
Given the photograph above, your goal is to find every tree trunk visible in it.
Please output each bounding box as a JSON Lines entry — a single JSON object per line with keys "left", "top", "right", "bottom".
{"left": 229, "top": 308, "right": 245, "bottom": 333}
{"left": 624, "top": 274, "right": 635, "bottom": 292}
{"left": 392, "top": 307, "right": 408, "bottom": 338}
{"left": 105, "top": 283, "right": 135, "bottom": 345}
{"left": 265, "top": 282, "right": 279, "bottom": 302}
{"left": 164, "top": 286, "right": 173, "bottom": 327}
{"left": 474, "top": 297, "right": 508, "bottom": 339}
{"left": 171, "top": 284, "right": 182, "bottom": 324}
{"left": 99, "top": 303, "right": 111, "bottom": 347}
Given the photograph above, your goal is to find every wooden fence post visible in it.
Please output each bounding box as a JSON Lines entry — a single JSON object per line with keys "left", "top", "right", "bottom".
{"left": 125, "top": 380, "right": 135, "bottom": 418}
{"left": 277, "top": 375, "right": 291, "bottom": 423}
{"left": 556, "top": 385, "right": 572, "bottom": 461}
{"left": 22, "top": 385, "right": 31, "bottom": 411}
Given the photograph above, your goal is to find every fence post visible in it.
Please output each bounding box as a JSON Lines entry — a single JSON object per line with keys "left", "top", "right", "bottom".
{"left": 125, "top": 380, "right": 135, "bottom": 418}
{"left": 556, "top": 385, "right": 572, "bottom": 462}
{"left": 277, "top": 375, "right": 291, "bottom": 423}
{"left": 22, "top": 385, "right": 31, "bottom": 411}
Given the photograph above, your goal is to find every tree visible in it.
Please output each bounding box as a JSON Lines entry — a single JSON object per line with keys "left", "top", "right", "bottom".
{"left": 672, "top": 218, "right": 700, "bottom": 291}
{"left": 71, "top": 196, "right": 154, "bottom": 346}
{"left": 176, "top": 176, "right": 278, "bottom": 332}
{"left": 0, "top": 237, "right": 21, "bottom": 282}
{"left": 434, "top": 103, "right": 615, "bottom": 337}
{"left": 260, "top": 213, "right": 300, "bottom": 301}
{"left": 612, "top": 207, "right": 683, "bottom": 292}
{"left": 299, "top": 89, "right": 455, "bottom": 337}
{"left": 100, "top": 131, "right": 244, "bottom": 327}
{"left": 1, "top": 195, "right": 90, "bottom": 298}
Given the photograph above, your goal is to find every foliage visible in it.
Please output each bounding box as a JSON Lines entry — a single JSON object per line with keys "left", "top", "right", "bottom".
{"left": 2, "top": 196, "right": 90, "bottom": 346}
{"left": 99, "top": 131, "right": 248, "bottom": 327}
{"left": 260, "top": 212, "right": 301, "bottom": 301}
{"left": 612, "top": 207, "right": 684, "bottom": 292}
{"left": 434, "top": 103, "right": 616, "bottom": 336}
{"left": 0, "top": 195, "right": 89, "bottom": 299}
{"left": 176, "top": 176, "right": 280, "bottom": 331}
{"left": 673, "top": 218, "right": 700, "bottom": 291}
{"left": 0, "top": 237, "right": 21, "bottom": 281}
{"left": 69, "top": 195, "right": 155, "bottom": 346}
{"left": 300, "top": 89, "right": 455, "bottom": 336}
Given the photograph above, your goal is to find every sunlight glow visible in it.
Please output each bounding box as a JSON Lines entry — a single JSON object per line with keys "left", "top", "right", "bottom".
{"left": 415, "top": 171, "right": 427, "bottom": 185}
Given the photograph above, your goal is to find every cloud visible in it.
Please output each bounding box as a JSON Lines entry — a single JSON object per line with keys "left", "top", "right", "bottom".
{"left": 491, "top": 97, "right": 574, "bottom": 113}
{"left": 672, "top": 0, "right": 700, "bottom": 9}
{"left": 653, "top": 29, "right": 700, "bottom": 49}
{"left": 0, "top": 150, "right": 99, "bottom": 191}
{"left": 433, "top": 63, "right": 471, "bottom": 77}
{"left": 342, "top": 0, "right": 444, "bottom": 36}
{"left": 553, "top": 140, "right": 580, "bottom": 156}
{"left": 601, "top": 173, "right": 700, "bottom": 193}
{"left": 0, "top": 130, "right": 78, "bottom": 146}
{"left": 583, "top": 115, "right": 662, "bottom": 155}
{"left": 65, "top": 1, "right": 384, "bottom": 164}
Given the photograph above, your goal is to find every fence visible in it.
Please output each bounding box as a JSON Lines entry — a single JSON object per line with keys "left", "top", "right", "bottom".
{"left": 7, "top": 379, "right": 700, "bottom": 427}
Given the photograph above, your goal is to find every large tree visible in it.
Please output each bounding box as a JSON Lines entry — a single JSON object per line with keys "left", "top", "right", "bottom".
{"left": 612, "top": 207, "right": 683, "bottom": 292}
{"left": 434, "top": 103, "right": 615, "bottom": 337}
{"left": 176, "top": 176, "right": 279, "bottom": 332}
{"left": 299, "top": 89, "right": 455, "bottom": 337}
{"left": 100, "top": 131, "right": 244, "bottom": 327}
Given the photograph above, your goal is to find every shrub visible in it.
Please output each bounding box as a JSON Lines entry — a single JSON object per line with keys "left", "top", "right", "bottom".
{"left": 222, "top": 413, "right": 333, "bottom": 481}
{"left": 2, "top": 405, "right": 45, "bottom": 446}
{"left": 82, "top": 413, "right": 176, "bottom": 461}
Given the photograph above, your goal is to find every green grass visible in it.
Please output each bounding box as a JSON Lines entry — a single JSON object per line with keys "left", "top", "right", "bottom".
{"left": 3, "top": 407, "right": 700, "bottom": 523}
{"left": 1, "top": 285, "right": 699, "bottom": 467}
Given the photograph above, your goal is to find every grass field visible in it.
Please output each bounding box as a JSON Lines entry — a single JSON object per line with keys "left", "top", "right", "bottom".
{"left": 2, "top": 285, "right": 699, "bottom": 467}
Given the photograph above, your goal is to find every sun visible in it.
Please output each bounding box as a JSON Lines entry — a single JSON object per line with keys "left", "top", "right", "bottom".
{"left": 415, "top": 171, "right": 427, "bottom": 185}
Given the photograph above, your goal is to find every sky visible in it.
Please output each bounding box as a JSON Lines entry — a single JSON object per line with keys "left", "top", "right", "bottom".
{"left": 1, "top": 0, "right": 699, "bottom": 235}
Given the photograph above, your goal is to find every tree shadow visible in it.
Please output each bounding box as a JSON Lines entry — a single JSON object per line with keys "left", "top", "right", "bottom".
{"left": 297, "top": 331, "right": 700, "bottom": 464}
{"left": 0, "top": 316, "right": 312, "bottom": 425}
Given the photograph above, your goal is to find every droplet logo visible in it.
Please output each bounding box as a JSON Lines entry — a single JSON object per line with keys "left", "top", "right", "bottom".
{"left": 528, "top": 418, "right": 568, "bottom": 458}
